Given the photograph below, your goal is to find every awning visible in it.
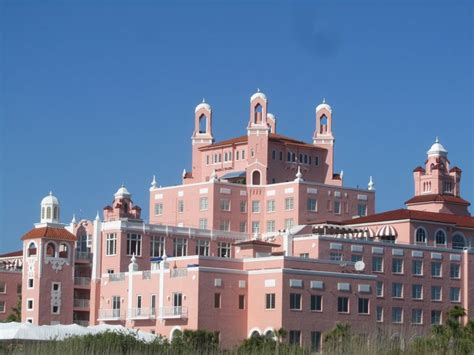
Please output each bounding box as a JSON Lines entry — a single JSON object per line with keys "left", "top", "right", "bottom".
{"left": 220, "top": 171, "right": 246, "bottom": 179}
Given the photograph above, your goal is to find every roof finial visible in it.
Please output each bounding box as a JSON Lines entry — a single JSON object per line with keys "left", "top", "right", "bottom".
{"left": 435, "top": 136, "right": 439, "bottom": 143}
{"left": 150, "top": 175, "right": 157, "bottom": 189}
{"left": 202, "top": 97, "right": 206, "bottom": 103}
{"left": 368, "top": 176, "right": 375, "bottom": 191}
{"left": 71, "top": 214, "right": 77, "bottom": 224}
{"left": 257, "top": 88, "right": 260, "bottom": 92}
{"left": 294, "top": 166, "right": 304, "bottom": 182}
{"left": 95, "top": 211, "right": 100, "bottom": 221}
{"left": 182, "top": 168, "right": 187, "bottom": 179}
{"left": 322, "top": 98, "right": 326, "bottom": 104}
{"left": 49, "top": 191, "right": 52, "bottom": 196}
{"left": 210, "top": 169, "right": 218, "bottom": 183}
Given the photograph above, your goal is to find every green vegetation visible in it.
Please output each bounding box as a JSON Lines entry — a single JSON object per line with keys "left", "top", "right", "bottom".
{"left": 0, "top": 307, "right": 472, "bottom": 354}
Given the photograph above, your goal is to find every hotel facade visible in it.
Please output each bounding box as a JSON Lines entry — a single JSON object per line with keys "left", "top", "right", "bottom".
{"left": 0, "top": 91, "right": 472, "bottom": 351}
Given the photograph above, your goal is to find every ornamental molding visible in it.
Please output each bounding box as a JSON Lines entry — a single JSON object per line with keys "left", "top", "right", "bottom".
{"left": 45, "top": 256, "right": 68, "bottom": 273}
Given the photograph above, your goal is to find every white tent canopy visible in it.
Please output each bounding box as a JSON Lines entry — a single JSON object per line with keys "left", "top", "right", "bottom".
{"left": 0, "top": 322, "right": 157, "bottom": 343}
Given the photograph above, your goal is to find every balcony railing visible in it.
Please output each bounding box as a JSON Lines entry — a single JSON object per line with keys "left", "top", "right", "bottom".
{"left": 74, "top": 277, "right": 91, "bottom": 286}
{"left": 75, "top": 251, "right": 92, "bottom": 261}
{"left": 75, "top": 320, "right": 90, "bottom": 327}
{"left": 74, "top": 299, "right": 90, "bottom": 309}
{"left": 170, "top": 268, "right": 187, "bottom": 278}
{"left": 98, "top": 309, "right": 124, "bottom": 321}
{"left": 129, "top": 307, "right": 156, "bottom": 320}
{"left": 109, "top": 273, "right": 125, "bottom": 282}
{"left": 158, "top": 306, "right": 188, "bottom": 319}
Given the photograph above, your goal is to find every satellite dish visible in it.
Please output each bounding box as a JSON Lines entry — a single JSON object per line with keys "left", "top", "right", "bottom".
{"left": 355, "top": 261, "right": 366, "bottom": 272}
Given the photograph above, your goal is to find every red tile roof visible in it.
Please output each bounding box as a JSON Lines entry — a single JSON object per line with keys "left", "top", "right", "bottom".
{"left": 450, "top": 166, "right": 462, "bottom": 173}
{"left": 344, "top": 208, "right": 474, "bottom": 229}
{"left": 405, "top": 194, "right": 470, "bottom": 206}
{"left": 413, "top": 166, "right": 425, "bottom": 172}
{"left": 21, "top": 227, "right": 77, "bottom": 242}
{"left": 0, "top": 250, "right": 23, "bottom": 258}
{"left": 234, "top": 240, "right": 281, "bottom": 248}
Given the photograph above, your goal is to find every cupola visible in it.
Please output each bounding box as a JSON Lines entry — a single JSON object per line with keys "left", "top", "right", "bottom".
{"left": 40, "top": 191, "right": 60, "bottom": 224}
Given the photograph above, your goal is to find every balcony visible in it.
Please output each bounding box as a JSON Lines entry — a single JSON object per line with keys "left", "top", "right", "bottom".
{"left": 74, "top": 320, "right": 90, "bottom": 327}
{"left": 74, "top": 277, "right": 91, "bottom": 287}
{"left": 98, "top": 309, "right": 125, "bottom": 321}
{"left": 75, "top": 251, "right": 92, "bottom": 262}
{"left": 129, "top": 307, "right": 156, "bottom": 320}
{"left": 73, "top": 299, "right": 90, "bottom": 309}
{"left": 158, "top": 306, "right": 188, "bottom": 319}
{"left": 170, "top": 268, "right": 188, "bottom": 278}
{"left": 109, "top": 273, "right": 125, "bottom": 282}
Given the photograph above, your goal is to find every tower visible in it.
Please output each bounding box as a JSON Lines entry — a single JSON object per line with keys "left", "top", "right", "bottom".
{"left": 246, "top": 90, "right": 270, "bottom": 185}
{"left": 103, "top": 185, "right": 142, "bottom": 221}
{"left": 190, "top": 99, "right": 213, "bottom": 182}
{"left": 313, "top": 99, "right": 335, "bottom": 184}
{"left": 21, "top": 193, "right": 76, "bottom": 325}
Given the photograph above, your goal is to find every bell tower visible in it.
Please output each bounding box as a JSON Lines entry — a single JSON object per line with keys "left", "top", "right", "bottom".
{"left": 313, "top": 99, "right": 336, "bottom": 184}
{"left": 191, "top": 99, "right": 213, "bottom": 182}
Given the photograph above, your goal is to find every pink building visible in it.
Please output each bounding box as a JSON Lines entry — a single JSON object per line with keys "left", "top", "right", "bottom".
{"left": 3, "top": 92, "right": 472, "bottom": 351}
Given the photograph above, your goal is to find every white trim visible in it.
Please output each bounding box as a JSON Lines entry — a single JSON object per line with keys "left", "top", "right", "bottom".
{"left": 169, "top": 326, "right": 182, "bottom": 340}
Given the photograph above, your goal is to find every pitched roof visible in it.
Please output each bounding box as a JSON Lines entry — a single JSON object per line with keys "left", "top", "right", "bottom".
{"left": 199, "top": 133, "right": 323, "bottom": 151}
{"left": 344, "top": 208, "right": 474, "bottom": 229}
{"left": 0, "top": 250, "right": 23, "bottom": 258}
{"left": 234, "top": 239, "right": 281, "bottom": 248}
{"left": 21, "top": 227, "right": 77, "bottom": 242}
{"left": 405, "top": 194, "right": 470, "bottom": 206}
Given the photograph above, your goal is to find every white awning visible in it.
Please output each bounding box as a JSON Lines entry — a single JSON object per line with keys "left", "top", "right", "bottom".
{"left": 376, "top": 225, "right": 397, "bottom": 237}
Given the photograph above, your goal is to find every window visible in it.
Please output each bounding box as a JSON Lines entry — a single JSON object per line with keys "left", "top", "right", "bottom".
{"left": 199, "top": 197, "right": 208, "bottom": 211}
{"left": 266, "top": 220, "right": 275, "bottom": 233}
{"left": 279, "top": 151, "right": 283, "bottom": 161}
{"left": 431, "top": 262, "right": 442, "bottom": 277}
{"left": 219, "top": 220, "right": 230, "bottom": 231}
{"left": 376, "top": 281, "right": 384, "bottom": 297}
{"left": 289, "top": 331, "right": 301, "bottom": 345}
{"left": 450, "top": 263, "right": 461, "bottom": 279}
{"left": 415, "top": 228, "right": 427, "bottom": 244}
{"left": 372, "top": 257, "right": 383, "bottom": 272}
{"left": 351, "top": 254, "right": 363, "bottom": 262}
{"left": 206, "top": 155, "right": 210, "bottom": 165}
{"left": 412, "top": 284, "right": 423, "bottom": 300}
{"left": 435, "top": 230, "right": 446, "bottom": 246}
{"left": 45, "top": 242, "right": 56, "bottom": 257}
{"left": 239, "top": 201, "right": 247, "bottom": 213}
{"left": 337, "top": 297, "right": 349, "bottom": 313}
{"left": 126, "top": 234, "right": 142, "bottom": 256}
{"left": 196, "top": 240, "right": 210, "bottom": 256}
{"left": 242, "top": 150, "right": 245, "bottom": 159}
{"left": 392, "top": 258, "right": 404, "bottom": 274}
{"left": 290, "top": 293, "right": 302, "bottom": 310}
{"left": 300, "top": 253, "right": 309, "bottom": 258}
{"left": 28, "top": 278, "right": 34, "bottom": 289}
{"left": 392, "top": 283, "right": 403, "bottom": 298}
{"left": 252, "top": 170, "right": 261, "bottom": 185}
{"left": 431, "top": 310, "right": 442, "bottom": 325}
{"left": 334, "top": 200, "right": 341, "bottom": 214}
{"left": 199, "top": 218, "right": 208, "bottom": 230}
{"left": 17, "top": 284, "right": 21, "bottom": 294}
{"left": 151, "top": 295, "right": 156, "bottom": 314}
{"left": 106, "top": 233, "right": 117, "bottom": 256}
{"left": 307, "top": 198, "right": 317, "bottom": 212}
{"left": 27, "top": 299, "right": 34, "bottom": 310}
{"left": 284, "top": 197, "right": 294, "bottom": 211}
{"left": 392, "top": 307, "right": 403, "bottom": 323}
{"left": 150, "top": 236, "right": 164, "bottom": 257}
{"left": 27, "top": 242, "right": 37, "bottom": 256}
{"left": 154, "top": 203, "right": 163, "bottom": 216}
{"left": 0, "top": 282, "right": 5, "bottom": 294}
{"left": 266, "top": 293, "right": 276, "bottom": 309}
{"left": 0, "top": 301, "right": 5, "bottom": 313}
{"left": 412, "top": 260, "right": 423, "bottom": 276}
{"left": 238, "top": 295, "right": 245, "bottom": 310}
{"left": 431, "top": 286, "right": 442, "bottom": 301}
{"left": 357, "top": 203, "right": 367, "bottom": 217}
{"left": 330, "top": 252, "right": 342, "bottom": 261}
{"left": 173, "top": 238, "right": 187, "bottom": 257}
{"left": 267, "top": 200, "right": 276, "bottom": 212}
{"left": 311, "top": 332, "right": 321, "bottom": 353}
{"left": 58, "top": 243, "right": 68, "bottom": 258}
{"left": 239, "top": 222, "right": 247, "bottom": 233}
{"left": 252, "top": 200, "right": 260, "bottom": 213}
{"left": 376, "top": 306, "right": 383, "bottom": 322}
{"left": 452, "top": 234, "right": 466, "bottom": 250}
{"left": 412, "top": 309, "right": 423, "bottom": 324}
{"left": 112, "top": 296, "right": 121, "bottom": 317}
{"left": 252, "top": 221, "right": 260, "bottom": 234}
{"left": 287, "top": 152, "right": 291, "bottom": 161}
{"left": 310, "top": 295, "right": 322, "bottom": 311}
{"left": 214, "top": 293, "right": 221, "bottom": 308}
{"left": 358, "top": 298, "right": 369, "bottom": 314}
{"left": 450, "top": 287, "right": 461, "bottom": 302}
{"left": 272, "top": 150, "right": 276, "bottom": 160}
{"left": 217, "top": 242, "right": 231, "bottom": 258}
{"left": 284, "top": 218, "right": 294, "bottom": 230}
{"left": 220, "top": 199, "right": 230, "bottom": 211}
{"left": 177, "top": 200, "right": 184, "bottom": 213}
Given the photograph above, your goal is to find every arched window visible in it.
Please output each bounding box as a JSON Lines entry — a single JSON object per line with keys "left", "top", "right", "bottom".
{"left": 254, "top": 104, "right": 263, "bottom": 124}
{"left": 265, "top": 330, "right": 275, "bottom": 339}
{"left": 252, "top": 171, "right": 261, "bottom": 185}
{"left": 41, "top": 207, "right": 45, "bottom": 220}
{"left": 435, "top": 230, "right": 446, "bottom": 246}
{"left": 250, "top": 330, "right": 260, "bottom": 338}
{"left": 27, "top": 242, "right": 37, "bottom": 256}
{"left": 198, "top": 114, "right": 207, "bottom": 134}
{"left": 320, "top": 115, "right": 328, "bottom": 134}
{"left": 53, "top": 207, "right": 58, "bottom": 220}
{"left": 171, "top": 328, "right": 182, "bottom": 340}
{"left": 46, "top": 207, "right": 52, "bottom": 219}
{"left": 123, "top": 203, "right": 128, "bottom": 214}
{"left": 59, "top": 243, "right": 69, "bottom": 258}
{"left": 415, "top": 228, "right": 427, "bottom": 244}
{"left": 452, "top": 234, "right": 466, "bottom": 250}
{"left": 45, "top": 242, "right": 56, "bottom": 257}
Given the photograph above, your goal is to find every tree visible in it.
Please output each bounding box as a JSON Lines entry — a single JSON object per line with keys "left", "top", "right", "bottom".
{"left": 5, "top": 296, "right": 21, "bottom": 322}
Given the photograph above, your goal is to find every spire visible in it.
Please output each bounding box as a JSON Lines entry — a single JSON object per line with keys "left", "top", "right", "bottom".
{"left": 95, "top": 211, "right": 100, "bottom": 221}
{"left": 128, "top": 253, "right": 138, "bottom": 272}
{"left": 182, "top": 169, "right": 187, "bottom": 179}
{"left": 294, "top": 166, "right": 304, "bottom": 182}
{"left": 71, "top": 214, "right": 77, "bottom": 224}
{"left": 150, "top": 175, "right": 157, "bottom": 189}
{"left": 368, "top": 176, "right": 375, "bottom": 191}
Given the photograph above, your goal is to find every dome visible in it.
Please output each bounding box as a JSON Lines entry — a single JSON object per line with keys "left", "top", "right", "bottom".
{"left": 195, "top": 99, "right": 211, "bottom": 113}
{"left": 41, "top": 191, "right": 59, "bottom": 205}
{"left": 114, "top": 184, "right": 131, "bottom": 198}
{"left": 316, "top": 98, "right": 332, "bottom": 113}
{"left": 266, "top": 113, "right": 275, "bottom": 120}
{"left": 427, "top": 137, "right": 448, "bottom": 157}
{"left": 250, "top": 90, "right": 267, "bottom": 102}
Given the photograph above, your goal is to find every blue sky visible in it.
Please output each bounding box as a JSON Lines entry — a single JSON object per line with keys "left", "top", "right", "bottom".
{"left": 1, "top": 1, "right": 473, "bottom": 253}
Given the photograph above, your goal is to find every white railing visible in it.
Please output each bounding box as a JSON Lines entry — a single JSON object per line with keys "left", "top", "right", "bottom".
{"left": 74, "top": 299, "right": 90, "bottom": 308}
{"left": 109, "top": 273, "right": 126, "bottom": 282}
{"left": 159, "top": 306, "right": 188, "bottom": 319}
{"left": 129, "top": 307, "right": 156, "bottom": 319}
{"left": 74, "top": 277, "right": 91, "bottom": 286}
{"left": 170, "top": 268, "right": 187, "bottom": 278}
{"left": 98, "top": 309, "right": 124, "bottom": 320}
{"left": 75, "top": 320, "right": 90, "bottom": 327}
{"left": 75, "top": 251, "right": 92, "bottom": 260}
